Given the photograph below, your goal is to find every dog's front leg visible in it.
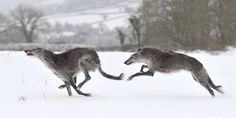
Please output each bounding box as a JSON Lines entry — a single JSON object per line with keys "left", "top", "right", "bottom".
{"left": 127, "top": 71, "right": 154, "bottom": 81}
{"left": 140, "top": 65, "right": 149, "bottom": 72}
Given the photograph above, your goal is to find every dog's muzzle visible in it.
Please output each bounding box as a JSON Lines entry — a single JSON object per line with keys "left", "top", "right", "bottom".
{"left": 24, "top": 50, "right": 34, "bottom": 56}
{"left": 124, "top": 60, "right": 133, "bottom": 65}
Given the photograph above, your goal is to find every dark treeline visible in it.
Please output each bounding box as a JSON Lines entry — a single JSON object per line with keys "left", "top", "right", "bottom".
{"left": 136, "top": 0, "right": 236, "bottom": 50}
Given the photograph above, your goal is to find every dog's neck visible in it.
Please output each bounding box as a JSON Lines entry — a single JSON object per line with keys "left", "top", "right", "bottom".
{"left": 38, "top": 50, "right": 58, "bottom": 69}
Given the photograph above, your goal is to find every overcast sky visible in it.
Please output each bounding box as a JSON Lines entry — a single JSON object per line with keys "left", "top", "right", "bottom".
{"left": 0, "top": 0, "right": 30, "bottom": 12}
{"left": 0, "top": 0, "right": 63, "bottom": 12}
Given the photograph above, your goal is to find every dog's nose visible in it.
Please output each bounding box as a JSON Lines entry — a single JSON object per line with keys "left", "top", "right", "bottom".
{"left": 124, "top": 60, "right": 129, "bottom": 65}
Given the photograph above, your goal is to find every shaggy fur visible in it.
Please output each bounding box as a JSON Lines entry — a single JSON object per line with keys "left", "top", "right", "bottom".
{"left": 25, "top": 48, "right": 123, "bottom": 96}
{"left": 124, "top": 48, "right": 223, "bottom": 96}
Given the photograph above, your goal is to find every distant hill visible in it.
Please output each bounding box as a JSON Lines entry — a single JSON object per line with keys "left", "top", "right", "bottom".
{"left": 43, "top": 0, "right": 140, "bottom": 15}
{"left": 0, "top": 0, "right": 140, "bottom": 14}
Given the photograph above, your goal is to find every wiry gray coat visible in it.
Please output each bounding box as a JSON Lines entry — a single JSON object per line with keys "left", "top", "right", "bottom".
{"left": 124, "top": 48, "right": 223, "bottom": 96}
{"left": 25, "top": 48, "right": 123, "bottom": 97}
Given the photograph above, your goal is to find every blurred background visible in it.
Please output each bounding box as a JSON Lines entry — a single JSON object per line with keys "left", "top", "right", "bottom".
{"left": 0, "top": 0, "right": 235, "bottom": 51}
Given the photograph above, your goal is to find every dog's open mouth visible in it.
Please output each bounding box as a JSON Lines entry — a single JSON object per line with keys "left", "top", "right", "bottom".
{"left": 124, "top": 60, "right": 133, "bottom": 65}
{"left": 26, "top": 53, "right": 33, "bottom": 56}
{"left": 24, "top": 50, "right": 34, "bottom": 56}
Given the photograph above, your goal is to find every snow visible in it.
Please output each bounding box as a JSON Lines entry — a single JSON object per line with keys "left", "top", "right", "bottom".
{"left": 0, "top": 49, "right": 235, "bottom": 118}
{"left": 41, "top": 0, "right": 64, "bottom": 5}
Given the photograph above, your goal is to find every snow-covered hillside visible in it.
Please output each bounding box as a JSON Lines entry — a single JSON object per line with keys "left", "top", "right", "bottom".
{"left": 42, "top": 0, "right": 140, "bottom": 30}
{"left": 44, "top": 4, "right": 138, "bottom": 30}
{"left": 0, "top": 49, "right": 235, "bottom": 118}
{"left": 0, "top": 0, "right": 140, "bottom": 30}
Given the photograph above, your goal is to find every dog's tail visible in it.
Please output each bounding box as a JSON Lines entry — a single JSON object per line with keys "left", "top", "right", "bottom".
{"left": 98, "top": 67, "right": 123, "bottom": 80}
{"left": 208, "top": 77, "right": 224, "bottom": 94}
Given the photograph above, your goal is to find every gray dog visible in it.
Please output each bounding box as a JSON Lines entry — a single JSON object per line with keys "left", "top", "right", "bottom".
{"left": 124, "top": 48, "right": 223, "bottom": 96}
{"left": 25, "top": 48, "right": 123, "bottom": 96}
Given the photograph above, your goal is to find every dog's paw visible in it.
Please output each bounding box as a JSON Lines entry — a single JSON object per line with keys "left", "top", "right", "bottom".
{"left": 58, "top": 84, "right": 66, "bottom": 89}
{"left": 127, "top": 76, "right": 133, "bottom": 81}
{"left": 82, "top": 93, "right": 91, "bottom": 97}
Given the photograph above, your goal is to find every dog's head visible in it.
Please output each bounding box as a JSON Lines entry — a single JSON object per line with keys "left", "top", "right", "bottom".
{"left": 124, "top": 48, "right": 144, "bottom": 65}
{"left": 24, "top": 48, "right": 47, "bottom": 58}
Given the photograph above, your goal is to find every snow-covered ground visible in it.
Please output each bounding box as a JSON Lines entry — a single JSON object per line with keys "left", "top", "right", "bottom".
{"left": 0, "top": 49, "right": 235, "bottom": 118}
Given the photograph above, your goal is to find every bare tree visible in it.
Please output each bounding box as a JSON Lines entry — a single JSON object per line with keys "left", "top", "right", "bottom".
{"left": 116, "top": 27, "right": 126, "bottom": 47}
{"left": 0, "top": 13, "right": 8, "bottom": 33}
{"left": 10, "top": 5, "right": 43, "bottom": 43}
{"left": 129, "top": 15, "right": 142, "bottom": 46}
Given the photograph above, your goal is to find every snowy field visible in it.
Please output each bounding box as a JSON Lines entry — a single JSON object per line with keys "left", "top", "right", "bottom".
{"left": 0, "top": 49, "right": 235, "bottom": 118}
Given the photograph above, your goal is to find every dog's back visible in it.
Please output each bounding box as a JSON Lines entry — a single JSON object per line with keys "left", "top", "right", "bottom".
{"left": 54, "top": 48, "right": 100, "bottom": 73}
{"left": 161, "top": 51, "right": 203, "bottom": 72}
{"left": 139, "top": 48, "right": 203, "bottom": 73}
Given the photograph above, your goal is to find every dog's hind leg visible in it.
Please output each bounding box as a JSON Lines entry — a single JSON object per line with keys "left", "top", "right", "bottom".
{"left": 77, "top": 63, "right": 91, "bottom": 89}
{"left": 69, "top": 79, "right": 91, "bottom": 97}
{"left": 191, "top": 73, "right": 199, "bottom": 82}
{"left": 208, "top": 78, "right": 224, "bottom": 94}
{"left": 200, "top": 82, "right": 215, "bottom": 97}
